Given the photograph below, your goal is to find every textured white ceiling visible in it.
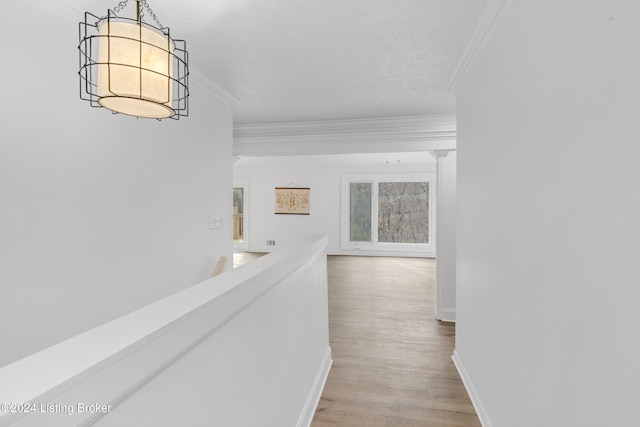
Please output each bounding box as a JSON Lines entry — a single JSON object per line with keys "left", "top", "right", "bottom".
{"left": 82, "top": 0, "right": 489, "bottom": 124}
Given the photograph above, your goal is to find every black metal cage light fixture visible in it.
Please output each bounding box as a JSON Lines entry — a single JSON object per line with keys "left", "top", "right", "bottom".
{"left": 79, "top": 0, "right": 189, "bottom": 119}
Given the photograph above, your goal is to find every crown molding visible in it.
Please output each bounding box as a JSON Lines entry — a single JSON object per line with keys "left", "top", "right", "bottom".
{"left": 234, "top": 115, "right": 456, "bottom": 156}
{"left": 189, "top": 68, "right": 238, "bottom": 107}
{"left": 447, "top": 0, "right": 515, "bottom": 94}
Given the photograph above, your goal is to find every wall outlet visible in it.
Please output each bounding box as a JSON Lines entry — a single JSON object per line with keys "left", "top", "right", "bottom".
{"left": 209, "top": 215, "right": 222, "bottom": 230}
{"left": 266, "top": 240, "right": 276, "bottom": 246}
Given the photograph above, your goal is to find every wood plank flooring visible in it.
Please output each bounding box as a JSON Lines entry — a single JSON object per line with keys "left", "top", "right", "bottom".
{"left": 233, "top": 252, "right": 480, "bottom": 426}
{"left": 311, "top": 256, "right": 480, "bottom": 427}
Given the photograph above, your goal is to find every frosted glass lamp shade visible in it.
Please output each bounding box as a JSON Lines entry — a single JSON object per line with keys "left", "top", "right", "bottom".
{"left": 97, "top": 21, "right": 174, "bottom": 118}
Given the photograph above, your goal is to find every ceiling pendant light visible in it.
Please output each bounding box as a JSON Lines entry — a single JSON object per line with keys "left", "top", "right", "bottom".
{"left": 79, "top": 0, "right": 189, "bottom": 119}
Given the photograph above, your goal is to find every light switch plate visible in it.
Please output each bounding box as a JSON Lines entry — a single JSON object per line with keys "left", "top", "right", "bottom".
{"left": 209, "top": 215, "right": 222, "bottom": 230}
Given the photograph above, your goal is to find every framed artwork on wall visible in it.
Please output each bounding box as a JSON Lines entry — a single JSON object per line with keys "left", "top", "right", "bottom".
{"left": 275, "top": 187, "right": 310, "bottom": 215}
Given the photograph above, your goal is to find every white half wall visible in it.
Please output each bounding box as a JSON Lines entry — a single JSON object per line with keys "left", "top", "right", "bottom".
{"left": 0, "top": 236, "right": 331, "bottom": 427}
{"left": 0, "top": 1, "right": 233, "bottom": 367}
{"left": 233, "top": 153, "right": 437, "bottom": 255}
{"left": 455, "top": 1, "right": 640, "bottom": 426}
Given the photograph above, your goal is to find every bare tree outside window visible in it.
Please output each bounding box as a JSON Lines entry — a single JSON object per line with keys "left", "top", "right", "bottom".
{"left": 378, "top": 182, "right": 429, "bottom": 244}
{"left": 349, "top": 182, "right": 372, "bottom": 242}
{"left": 233, "top": 188, "right": 244, "bottom": 242}
{"left": 233, "top": 188, "right": 244, "bottom": 215}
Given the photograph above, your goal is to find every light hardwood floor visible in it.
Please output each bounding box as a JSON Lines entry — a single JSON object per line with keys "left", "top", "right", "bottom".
{"left": 233, "top": 253, "right": 480, "bottom": 426}
{"left": 232, "top": 251, "right": 265, "bottom": 268}
{"left": 311, "top": 256, "right": 480, "bottom": 427}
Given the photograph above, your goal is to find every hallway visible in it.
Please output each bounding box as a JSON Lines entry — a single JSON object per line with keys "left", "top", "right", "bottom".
{"left": 310, "top": 256, "right": 480, "bottom": 427}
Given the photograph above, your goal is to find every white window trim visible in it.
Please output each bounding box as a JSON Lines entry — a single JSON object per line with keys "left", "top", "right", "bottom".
{"left": 341, "top": 173, "right": 436, "bottom": 255}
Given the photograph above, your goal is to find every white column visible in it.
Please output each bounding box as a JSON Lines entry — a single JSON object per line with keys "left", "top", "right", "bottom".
{"left": 430, "top": 149, "right": 457, "bottom": 322}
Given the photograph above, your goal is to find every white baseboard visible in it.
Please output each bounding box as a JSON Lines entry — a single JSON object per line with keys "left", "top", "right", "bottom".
{"left": 297, "top": 346, "right": 333, "bottom": 427}
{"left": 326, "top": 250, "right": 435, "bottom": 259}
{"left": 451, "top": 350, "right": 493, "bottom": 427}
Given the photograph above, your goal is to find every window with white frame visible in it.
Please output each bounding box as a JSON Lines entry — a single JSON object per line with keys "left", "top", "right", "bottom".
{"left": 341, "top": 174, "right": 435, "bottom": 254}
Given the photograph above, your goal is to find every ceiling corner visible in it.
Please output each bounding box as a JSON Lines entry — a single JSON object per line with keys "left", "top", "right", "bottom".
{"left": 447, "top": 0, "right": 516, "bottom": 95}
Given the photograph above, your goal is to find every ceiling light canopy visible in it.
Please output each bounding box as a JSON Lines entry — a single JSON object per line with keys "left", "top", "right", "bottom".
{"left": 79, "top": 0, "right": 189, "bottom": 120}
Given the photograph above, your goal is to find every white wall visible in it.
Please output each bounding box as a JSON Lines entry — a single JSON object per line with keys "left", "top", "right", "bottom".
{"left": 455, "top": 2, "right": 640, "bottom": 426}
{"left": 233, "top": 153, "right": 437, "bottom": 255}
{"left": 0, "top": 1, "right": 233, "bottom": 367}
